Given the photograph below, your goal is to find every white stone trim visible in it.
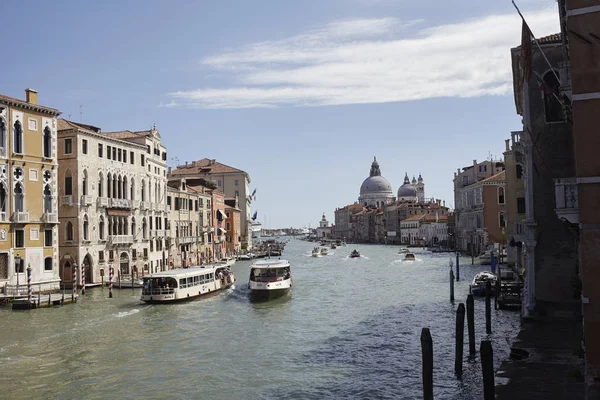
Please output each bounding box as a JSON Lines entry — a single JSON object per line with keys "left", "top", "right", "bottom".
{"left": 577, "top": 176, "right": 600, "bottom": 184}
{"left": 572, "top": 92, "right": 600, "bottom": 101}
{"left": 567, "top": 5, "right": 600, "bottom": 16}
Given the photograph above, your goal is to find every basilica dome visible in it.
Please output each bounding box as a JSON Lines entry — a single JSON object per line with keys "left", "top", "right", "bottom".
{"left": 397, "top": 173, "right": 417, "bottom": 199}
{"left": 360, "top": 175, "right": 393, "bottom": 194}
{"left": 358, "top": 157, "right": 394, "bottom": 207}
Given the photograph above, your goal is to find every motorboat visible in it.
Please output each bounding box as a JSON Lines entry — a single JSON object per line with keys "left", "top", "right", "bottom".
{"left": 350, "top": 250, "right": 360, "bottom": 258}
{"left": 330, "top": 243, "right": 337, "bottom": 249}
{"left": 403, "top": 253, "right": 416, "bottom": 261}
{"left": 237, "top": 252, "right": 255, "bottom": 261}
{"left": 248, "top": 259, "right": 292, "bottom": 300}
{"left": 320, "top": 248, "right": 329, "bottom": 256}
{"left": 398, "top": 247, "right": 409, "bottom": 254}
{"left": 140, "top": 265, "right": 234, "bottom": 303}
{"left": 216, "top": 256, "right": 236, "bottom": 267}
{"left": 311, "top": 247, "right": 320, "bottom": 257}
{"left": 469, "top": 271, "right": 498, "bottom": 296}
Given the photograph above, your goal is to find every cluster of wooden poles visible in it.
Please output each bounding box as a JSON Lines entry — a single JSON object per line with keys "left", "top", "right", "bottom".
{"left": 421, "top": 279, "right": 496, "bottom": 400}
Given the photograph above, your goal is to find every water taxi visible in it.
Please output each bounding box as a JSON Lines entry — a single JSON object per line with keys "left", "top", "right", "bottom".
{"left": 403, "top": 253, "right": 416, "bottom": 261}
{"left": 398, "top": 247, "right": 409, "bottom": 254}
{"left": 312, "top": 247, "right": 320, "bottom": 257}
{"left": 350, "top": 249, "right": 360, "bottom": 258}
{"left": 140, "top": 265, "right": 235, "bottom": 303}
{"left": 469, "top": 271, "right": 497, "bottom": 296}
{"left": 320, "top": 247, "right": 329, "bottom": 256}
{"left": 248, "top": 259, "right": 292, "bottom": 299}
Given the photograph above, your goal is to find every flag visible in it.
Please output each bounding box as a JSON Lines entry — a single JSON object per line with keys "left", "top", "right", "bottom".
{"left": 251, "top": 189, "right": 257, "bottom": 200}
{"left": 252, "top": 211, "right": 258, "bottom": 221}
{"left": 521, "top": 20, "right": 533, "bottom": 84}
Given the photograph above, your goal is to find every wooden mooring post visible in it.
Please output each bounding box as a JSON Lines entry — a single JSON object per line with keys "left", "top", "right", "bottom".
{"left": 485, "top": 281, "right": 492, "bottom": 334}
{"left": 421, "top": 328, "right": 433, "bottom": 400}
{"left": 481, "top": 340, "right": 495, "bottom": 400}
{"left": 466, "top": 294, "right": 476, "bottom": 356}
{"left": 449, "top": 268, "right": 455, "bottom": 302}
{"left": 455, "top": 303, "right": 465, "bottom": 376}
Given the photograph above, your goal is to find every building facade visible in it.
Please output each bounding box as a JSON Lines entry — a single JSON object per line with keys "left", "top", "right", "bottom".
{"left": 210, "top": 190, "right": 227, "bottom": 261}
{"left": 0, "top": 89, "right": 61, "bottom": 291}
{"left": 315, "top": 213, "right": 334, "bottom": 239}
{"left": 57, "top": 120, "right": 168, "bottom": 283}
{"left": 224, "top": 197, "right": 241, "bottom": 256}
{"left": 503, "top": 134, "right": 527, "bottom": 271}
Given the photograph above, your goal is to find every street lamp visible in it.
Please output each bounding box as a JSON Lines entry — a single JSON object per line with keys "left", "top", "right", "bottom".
{"left": 15, "top": 253, "right": 21, "bottom": 294}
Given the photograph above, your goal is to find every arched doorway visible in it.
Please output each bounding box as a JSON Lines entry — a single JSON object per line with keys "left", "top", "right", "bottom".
{"left": 83, "top": 253, "right": 93, "bottom": 284}
{"left": 120, "top": 252, "right": 130, "bottom": 276}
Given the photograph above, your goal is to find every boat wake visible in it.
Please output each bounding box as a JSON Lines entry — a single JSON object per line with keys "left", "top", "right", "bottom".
{"left": 114, "top": 309, "right": 140, "bottom": 318}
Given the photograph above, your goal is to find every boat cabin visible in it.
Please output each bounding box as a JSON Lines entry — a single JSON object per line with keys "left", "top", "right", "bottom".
{"left": 249, "top": 260, "right": 291, "bottom": 283}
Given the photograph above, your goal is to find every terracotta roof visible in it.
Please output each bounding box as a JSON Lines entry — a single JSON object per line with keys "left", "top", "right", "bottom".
{"left": 101, "top": 130, "right": 150, "bottom": 140}
{"left": 479, "top": 170, "right": 505, "bottom": 184}
{"left": 0, "top": 93, "right": 61, "bottom": 115}
{"left": 402, "top": 214, "right": 426, "bottom": 222}
{"left": 171, "top": 158, "right": 247, "bottom": 176}
{"left": 57, "top": 119, "right": 101, "bottom": 135}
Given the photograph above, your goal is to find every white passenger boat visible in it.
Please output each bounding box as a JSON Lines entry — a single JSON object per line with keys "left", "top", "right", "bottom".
{"left": 320, "top": 247, "right": 329, "bottom": 256}
{"left": 398, "top": 247, "right": 409, "bottom": 254}
{"left": 140, "top": 266, "right": 235, "bottom": 303}
{"left": 238, "top": 252, "right": 255, "bottom": 261}
{"left": 248, "top": 259, "right": 292, "bottom": 299}
{"left": 216, "top": 256, "right": 236, "bottom": 267}
{"left": 312, "top": 247, "right": 320, "bottom": 257}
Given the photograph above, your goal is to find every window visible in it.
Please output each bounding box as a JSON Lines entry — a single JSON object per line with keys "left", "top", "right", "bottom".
{"left": 30, "top": 228, "right": 39, "bottom": 241}
{"left": 516, "top": 164, "right": 523, "bottom": 180}
{"left": 0, "top": 117, "right": 6, "bottom": 155}
{"left": 226, "top": 222, "right": 231, "bottom": 230}
{"left": 44, "top": 229, "right": 53, "bottom": 247}
{"left": 479, "top": 165, "right": 487, "bottom": 173}
{"left": 234, "top": 179, "right": 239, "bottom": 186}
{"left": 462, "top": 176, "right": 468, "bottom": 186}
{"left": 82, "top": 139, "right": 88, "bottom": 154}
{"left": 175, "top": 197, "right": 180, "bottom": 210}
{"left": 82, "top": 170, "right": 88, "bottom": 196}
{"left": 112, "top": 147, "right": 116, "bottom": 160}
{"left": 123, "top": 150, "right": 127, "bottom": 163}
{"left": 98, "top": 143, "right": 103, "bottom": 157}
{"left": 497, "top": 187, "right": 505, "bottom": 204}
{"left": 98, "top": 173, "right": 103, "bottom": 197}
{"left": 64, "top": 138, "right": 72, "bottom": 154}
{"left": 43, "top": 126, "right": 52, "bottom": 158}
{"left": 12, "top": 120, "right": 24, "bottom": 154}
{"left": 99, "top": 251, "right": 105, "bottom": 262}
{"left": 499, "top": 212, "right": 506, "bottom": 228}
{"left": 44, "top": 257, "right": 53, "bottom": 271}
{"left": 64, "top": 170, "right": 73, "bottom": 196}
{"left": 218, "top": 180, "right": 222, "bottom": 187}
{"left": 109, "top": 250, "right": 115, "bottom": 261}
{"left": 15, "top": 229, "right": 25, "bottom": 248}
{"left": 167, "top": 196, "right": 171, "bottom": 206}
{"left": 141, "top": 154, "right": 145, "bottom": 166}
{"left": 517, "top": 197, "right": 526, "bottom": 214}
{"left": 14, "top": 182, "right": 24, "bottom": 212}
{"left": 542, "top": 70, "right": 564, "bottom": 123}
{"left": 118, "top": 148, "right": 122, "bottom": 162}
{"left": 107, "top": 145, "right": 111, "bottom": 160}
{"left": 147, "top": 145, "right": 150, "bottom": 154}
{"left": 143, "top": 248, "right": 148, "bottom": 258}
{"left": 66, "top": 221, "right": 74, "bottom": 241}
{"left": 99, "top": 216, "right": 105, "bottom": 240}
{"left": 43, "top": 185, "right": 52, "bottom": 213}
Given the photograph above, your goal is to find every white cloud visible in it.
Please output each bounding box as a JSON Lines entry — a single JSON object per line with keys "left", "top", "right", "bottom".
{"left": 167, "top": 9, "right": 559, "bottom": 109}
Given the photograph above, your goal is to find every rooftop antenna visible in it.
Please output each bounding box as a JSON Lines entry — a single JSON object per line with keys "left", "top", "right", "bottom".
{"left": 79, "top": 105, "right": 83, "bottom": 122}
{"left": 171, "top": 156, "right": 180, "bottom": 168}
{"left": 68, "top": 113, "right": 72, "bottom": 120}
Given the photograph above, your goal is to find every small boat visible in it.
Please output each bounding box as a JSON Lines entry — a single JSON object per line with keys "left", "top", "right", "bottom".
{"left": 330, "top": 244, "right": 337, "bottom": 249}
{"left": 469, "top": 271, "right": 498, "bottom": 296}
{"left": 237, "top": 253, "right": 255, "bottom": 261}
{"left": 248, "top": 259, "right": 292, "bottom": 300}
{"left": 320, "top": 247, "right": 329, "bottom": 256}
{"left": 398, "top": 247, "right": 409, "bottom": 254}
{"left": 140, "top": 265, "right": 235, "bottom": 303}
{"left": 350, "top": 250, "right": 360, "bottom": 258}
{"left": 311, "top": 247, "right": 320, "bottom": 257}
{"left": 216, "top": 256, "right": 236, "bottom": 267}
{"left": 403, "top": 253, "right": 416, "bottom": 261}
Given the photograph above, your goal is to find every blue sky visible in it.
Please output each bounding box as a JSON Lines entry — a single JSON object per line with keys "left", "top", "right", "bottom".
{"left": 3, "top": 0, "right": 559, "bottom": 228}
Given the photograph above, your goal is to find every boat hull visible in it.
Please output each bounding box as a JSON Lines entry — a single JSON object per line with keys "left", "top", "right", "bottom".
{"left": 141, "top": 283, "right": 233, "bottom": 304}
{"left": 249, "top": 287, "right": 291, "bottom": 300}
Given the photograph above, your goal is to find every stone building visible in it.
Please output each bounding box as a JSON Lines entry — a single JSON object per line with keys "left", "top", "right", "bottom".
{"left": 334, "top": 203, "right": 363, "bottom": 242}
{"left": 503, "top": 134, "right": 527, "bottom": 271}
{"left": 224, "top": 197, "right": 241, "bottom": 255}
{"left": 57, "top": 120, "right": 168, "bottom": 283}
{"left": 0, "top": 89, "right": 61, "bottom": 291}
{"left": 210, "top": 189, "right": 227, "bottom": 261}
{"left": 170, "top": 159, "right": 252, "bottom": 249}
{"left": 315, "top": 213, "right": 333, "bottom": 239}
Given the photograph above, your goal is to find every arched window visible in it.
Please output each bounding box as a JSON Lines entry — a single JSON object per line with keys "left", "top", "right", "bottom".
{"left": 13, "top": 120, "right": 23, "bottom": 154}
{"left": 542, "top": 70, "right": 563, "bottom": 123}
{"left": 0, "top": 117, "right": 6, "bottom": 156}
{"left": 43, "top": 126, "right": 52, "bottom": 158}
{"left": 98, "top": 172, "right": 103, "bottom": 197}
{"left": 131, "top": 217, "right": 136, "bottom": 240}
{"left": 112, "top": 174, "right": 117, "bottom": 198}
{"left": 64, "top": 169, "right": 73, "bottom": 196}
{"left": 44, "top": 257, "right": 53, "bottom": 271}
{"left": 66, "top": 221, "right": 74, "bottom": 241}
{"left": 43, "top": 184, "right": 52, "bottom": 213}
{"left": 0, "top": 183, "right": 7, "bottom": 217}
{"left": 117, "top": 175, "right": 122, "bottom": 199}
{"left": 82, "top": 170, "right": 88, "bottom": 196}
{"left": 497, "top": 187, "right": 505, "bottom": 205}
{"left": 83, "top": 215, "right": 89, "bottom": 241}
{"left": 124, "top": 217, "right": 128, "bottom": 235}
{"left": 130, "top": 178, "right": 135, "bottom": 200}
{"left": 499, "top": 212, "right": 506, "bottom": 228}
{"left": 14, "top": 182, "right": 24, "bottom": 212}
{"left": 99, "top": 216, "right": 105, "bottom": 240}
{"left": 112, "top": 217, "right": 117, "bottom": 235}
{"left": 141, "top": 179, "right": 146, "bottom": 201}
{"left": 516, "top": 164, "right": 523, "bottom": 180}
{"left": 142, "top": 217, "right": 148, "bottom": 239}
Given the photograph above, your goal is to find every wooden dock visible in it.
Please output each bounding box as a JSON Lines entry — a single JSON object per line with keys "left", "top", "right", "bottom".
{"left": 1, "top": 293, "right": 79, "bottom": 310}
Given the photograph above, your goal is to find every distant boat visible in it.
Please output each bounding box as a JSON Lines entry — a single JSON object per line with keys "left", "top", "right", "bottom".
{"left": 320, "top": 248, "right": 329, "bottom": 256}
{"left": 403, "top": 253, "right": 416, "bottom": 261}
{"left": 398, "top": 247, "right": 409, "bottom": 254}
{"left": 350, "top": 250, "right": 360, "bottom": 258}
{"left": 311, "top": 247, "right": 320, "bottom": 257}
{"left": 469, "top": 272, "right": 497, "bottom": 296}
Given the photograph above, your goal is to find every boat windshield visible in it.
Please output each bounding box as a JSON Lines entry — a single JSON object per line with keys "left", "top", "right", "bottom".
{"left": 250, "top": 267, "right": 291, "bottom": 282}
{"left": 142, "top": 277, "right": 178, "bottom": 295}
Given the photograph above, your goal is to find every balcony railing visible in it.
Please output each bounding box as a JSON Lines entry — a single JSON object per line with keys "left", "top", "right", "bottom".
{"left": 81, "top": 195, "right": 94, "bottom": 206}
{"left": 110, "top": 199, "right": 132, "bottom": 209}
{"left": 13, "top": 212, "right": 29, "bottom": 223}
{"left": 97, "top": 197, "right": 109, "bottom": 207}
{"left": 554, "top": 178, "right": 579, "bottom": 224}
{"left": 61, "top": 195, "right": 73, "bottom": 206}
{"left": 179, "top": 209, "right": 189, "bottom": 215}
{"left": 156, "top": 229, "right": 165, "bottom": 237}
{"left": 140, "top": 201, "right": 150, "bottom": 210}
{"left": 132, "top": 200, "right": 140, "bottom": 209}
{"left": 157, "top": 203, "right": 166, "bottom": 212}
{"left": 42, "top": 212, "right": 58, "bottom": 224}
{"left": 109, "top": 235, "right": 134, "bottom": 245}
{"left": 179, "top": 236, "right": 196, "bottom": 244}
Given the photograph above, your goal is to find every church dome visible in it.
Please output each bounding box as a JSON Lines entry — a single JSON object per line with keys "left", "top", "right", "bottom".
{"left": 398, "top": 172, "right": 417, "bottom": 198}
{"left": 359, "top": 157, "right": 393, "bottom": 195}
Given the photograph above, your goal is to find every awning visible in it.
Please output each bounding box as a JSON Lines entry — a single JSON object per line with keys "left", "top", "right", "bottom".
{"left": 217, "top": 209, "right": 227, "bottom": 219}
{"left": 218, "top": 228, "right": 227, "bottom": 234}
{"left": 106, "top": 209, "right": 132, "bottom": 217}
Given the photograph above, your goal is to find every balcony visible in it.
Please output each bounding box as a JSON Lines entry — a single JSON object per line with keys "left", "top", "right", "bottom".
{"left": 97, "top": 197, "right": 109, "bottom": 207}
{"left": 157, "top": 203, "right": 166, "bottom": 212}
{"left": 42, "top": 212, "right": 58, "bottom": 224}
{"left": 81, "top": 195, "right": 94, "bottom": 206}
{"left": 179, "top": 236, "right": 196, "bottom": 244}
{"left": 140, "top": 201, "right": 150, "bottom": 210}
{"left": 110, "top": 199, "right": 132, "bottom": 209}
{"left": 61, "top": 195, "right": 73, "bottom": 206}
{"left": 13, "top": 212, "right": 29, "bottom": 223}
{"left": 156, "top": 229, "right": 165, "bottom": 237}
{"left": 132, "top": 200, "right": 140, "bottom": 209}
{"left": 554, "top": 178, "right": 579, "bottom": 224}
{"left": 179, "top": 209, "right": 189, "bottom": 215}
{"left": 109, "top": 235, "right": 134, "bottom": 245}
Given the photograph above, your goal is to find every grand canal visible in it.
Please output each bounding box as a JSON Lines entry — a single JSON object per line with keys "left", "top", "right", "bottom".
{"left": 0, "top": 240, "right": 520, "bottom": 399}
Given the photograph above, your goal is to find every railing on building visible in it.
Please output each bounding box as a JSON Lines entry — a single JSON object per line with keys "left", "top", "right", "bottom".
{"left": 109, "top": 235, "right": 134, "bottom": 245}
{"left": 13, "top": 212, "right": 29, "bottom": 223}
{"left": 554, "top": 177, "right": 579, "bottom": 224}
{"left": 132, "top": 200, "right": 140, "bottom": 209}
{"left": 42, "top": 212, "right": 58, "bottom": 224}
{"left": 179, "top": 236, "right": 196, "bottom": 244}
{"left": 110, "top": 199, "right": 132, "bottom": 209}
{"left": 156, "top": 229, "right": 165, "bottom": 237}
{"left": 81, "top": 195, "right": 94, "bottom": 206}
{"left": 61, "top": 195, "right": 73, "bottom": 206}
{"left": 140, "top": 201, "right": 150, "bottom": 210}
{"left": 97, "top": 197, "right": 109, "bottom": 207}
{"left": 157, "top": 203, "right": 166, "bottom": 212}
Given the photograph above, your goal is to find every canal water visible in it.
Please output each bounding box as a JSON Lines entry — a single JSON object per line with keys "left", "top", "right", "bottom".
{"left": 0, "top": 240, "right": 520, "bottom": 400}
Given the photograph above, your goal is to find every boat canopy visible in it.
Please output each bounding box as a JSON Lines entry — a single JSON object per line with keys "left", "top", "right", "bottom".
{"left": 145, "top": 265, "right": 219, "bottom": 278}
{"left": 250, "top": 259, "right": 290, "bottom": 269}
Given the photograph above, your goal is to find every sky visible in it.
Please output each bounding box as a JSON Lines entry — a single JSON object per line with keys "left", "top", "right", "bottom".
{"left": 2, "top": 0, "right": 560, "bottom": 229}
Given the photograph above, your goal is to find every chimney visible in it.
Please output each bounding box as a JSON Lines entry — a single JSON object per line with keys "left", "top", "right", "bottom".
{"left": 211, "top": 159, "right": 216, "bottom": 165}
{"left": 168, "top": 167, "right": 172, "bottom": 175}
{"left": 185, "top": 161, "right": 188, "bottom": 168}
{"left": 443, "top": 200, "right": 446, "bottom": 207}
{"left": 473, "top": 159, "right": 477, "bottom": 167}
{"left": 25, "top": 88, "right": 38, "bottom": 105}
{"left": 505, "top": 139, "right": 510, "bottom": 152}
